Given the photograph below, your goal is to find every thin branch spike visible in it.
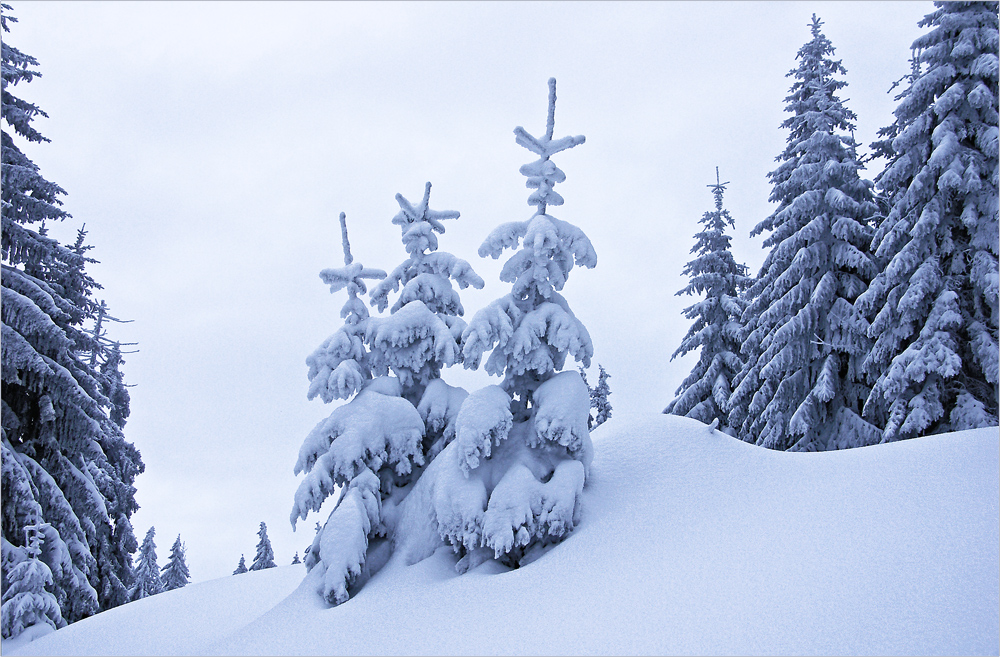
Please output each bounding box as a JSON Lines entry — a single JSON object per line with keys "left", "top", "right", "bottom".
{"left": 339, "top": 212, "right": 353, "bottom": 266}
{"left": 707, "top": 167, "right": 730, "bottom": 211}
{"left": 422, "top": 181, "right": 432, "bottom": 212}
{"left": 546, "top": 78, "right": 557, "bottom": 140}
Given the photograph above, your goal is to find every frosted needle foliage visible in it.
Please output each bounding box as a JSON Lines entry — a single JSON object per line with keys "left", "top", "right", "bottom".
{"left": 728, "top": 16, "right": 881, "bottom": 452}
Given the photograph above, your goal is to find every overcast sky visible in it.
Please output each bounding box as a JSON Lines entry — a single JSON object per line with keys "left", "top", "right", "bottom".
{"left": 6, "top": 1, "right": 929, "bottom": 582}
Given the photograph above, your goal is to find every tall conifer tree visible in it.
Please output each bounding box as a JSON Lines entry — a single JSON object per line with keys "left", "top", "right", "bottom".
{"left": 729, "top": 16, "right": 880, "bottom": 451}
{"left": 857, "top": 1, "right": 999, "bottom": 439}
{"left": 1, "top": 4, "right": 143, "bottom": 622}
{"left": 665, "top": 169, "right": 750, "bottom": 434}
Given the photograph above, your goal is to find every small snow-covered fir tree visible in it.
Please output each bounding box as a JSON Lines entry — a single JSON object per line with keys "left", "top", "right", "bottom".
{"left": 129, "top": 527, "right": 162, "bottom": 600}
{"left": 160, "top": 535, "right": 189, "bottom": 590}
{"left": 232, "top": 555, "right": 247, "bottom": 575}
{"left": 393, "top": 78, "right": 597, "bottom": 572}
{"left": 857, "top": 1, "right": 999, "bottom": 440}
{"left": 292, "top": 214, "right": 426, "bottom": 605}
{"left": 291, "top": 552, "right": 300, "bottom": 565}
{"left": 1, "top": 5, "right": 143, "bottom": 623}
{"left": 664, "top": 169, "right": 750, "bottom": 433}
{"left": 1, "top": 524, "right": 64, "bottom": 640}
{"left": 580, "top": 365, "right": 612, "bottom": 429}
{"left": 249, "top": 522, "right": 275, "bottom": 571}
{"left": 729, "top": 16, "right": 881, "bottom": 451}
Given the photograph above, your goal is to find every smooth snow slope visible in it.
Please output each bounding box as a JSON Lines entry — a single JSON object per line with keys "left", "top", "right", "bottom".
{"left": 11, "top": 414, "right": 999, "bottom": 656}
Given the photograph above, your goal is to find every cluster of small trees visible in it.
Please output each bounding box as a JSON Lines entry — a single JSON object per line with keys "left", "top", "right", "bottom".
{"left": 231, "top": 522, "right": 277, "bottom": 574}
{"left": 1, "top": 4, "right": 145, "bottom": 640}
{"left": 666, "top": 4, "right": 999, "bottom": 450}
{"left": 2, "top": 523, "right": 190, "bottom": 637}
{"left": 129, "top": 527, "right": 190, "bottom": 600}
{"left": 293, "top": 78, "right": 605, "bottom": 605}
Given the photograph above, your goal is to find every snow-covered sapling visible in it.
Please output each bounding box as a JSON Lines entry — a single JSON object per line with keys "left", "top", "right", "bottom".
{"left": 462, "top": 79, "right": 596, "bottom": 416}
{"left": 368, "top": 183, "right": 484, "bottom": 395}
{"left": 232, "top": 555, "right": 248, "bottom": 575}
{"left": 0, "top": 524, "right": 64, "bottom": 640}
{"left": 306, "top": 213, "right": 387, "bottom": 404}
{"left": 291, "top": 214, "right": 426, "bottom": 605}
{"left": 367, "top": 183, "right": 485, "bottom": 461}
{"left": 581, "top": 364, "right": 613, "bottom": 429}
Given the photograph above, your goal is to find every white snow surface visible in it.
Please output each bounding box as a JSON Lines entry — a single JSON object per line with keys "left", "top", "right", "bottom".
{"left": 9, "top": 414, "right": 998, "bottom": 656}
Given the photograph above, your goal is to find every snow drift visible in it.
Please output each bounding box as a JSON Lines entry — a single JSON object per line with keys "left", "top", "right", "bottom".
{"left": 8, "top": 413, "right": 999, "bottom": 656}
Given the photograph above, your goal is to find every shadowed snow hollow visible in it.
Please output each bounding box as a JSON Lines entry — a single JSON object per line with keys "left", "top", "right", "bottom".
{"left": 10, "top": 414, "right": 999, "bottom": 656}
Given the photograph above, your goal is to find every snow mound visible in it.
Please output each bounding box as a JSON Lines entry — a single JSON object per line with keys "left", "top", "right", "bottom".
{"left": 9, "top": 414, "right": 998, "bottom": 656}
{"left": 6, "top": 566, "right": 304, "bottom": 656}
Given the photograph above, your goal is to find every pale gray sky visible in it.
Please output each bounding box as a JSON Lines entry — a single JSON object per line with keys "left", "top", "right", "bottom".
{"left": 7, "top": 1, "right": 927, "bottom": 582}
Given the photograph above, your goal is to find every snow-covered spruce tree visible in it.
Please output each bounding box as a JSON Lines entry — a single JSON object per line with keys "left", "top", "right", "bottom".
{"left": 160, "top": 535, "right": 189, "bottom": 591}
{"left": 232, "top": 555, "right": 247, "bottom": 575}
{"left": 591, "top": 365, "right": 612, "bottom": 428}
{"left": 728, "top": 16, "right": 881, "bottom": 451}
{"left": 1, "top": 524, "right": 63, "bottom": 640}
{"left": 291, "top": 552, "right": 300, "bottom": 565}
{"left": 291, "top": 213, "right": 426, "bottom": 605}
{"left": 664, "top": 169, "right": 750, "bottom": 434}
{"left": 1, "top": 5, "right": 143, "bottom": 623}
{"left": 249, "top": 522, "right": 275, "bottom": 571}
{"left": 392, "top": 78, "right": 597, "bottom": 572}
{"left": 129, "top": 527, "right": 162, "bottom": 600}
{"left": 856, "top": 1, "right": 999, "bottom": 440}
